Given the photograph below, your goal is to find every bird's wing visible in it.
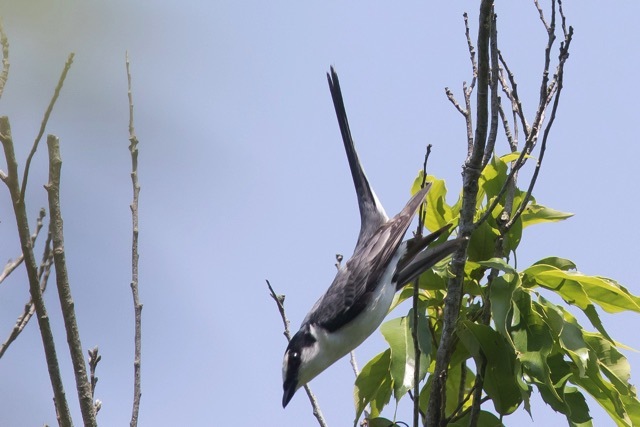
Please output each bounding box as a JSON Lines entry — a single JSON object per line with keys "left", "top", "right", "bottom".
{"left": 305, "top": 184, "right": 430, "bottom": 332}
{"left": 327, "top": 67, "right": 388, "bottom": 249}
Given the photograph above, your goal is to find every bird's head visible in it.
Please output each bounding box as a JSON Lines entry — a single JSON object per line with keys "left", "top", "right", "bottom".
{"left": 282, "top": 324, "right": 323, "bottom": 407}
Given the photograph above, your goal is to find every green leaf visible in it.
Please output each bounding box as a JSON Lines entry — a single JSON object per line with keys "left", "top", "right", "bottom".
{"left": 538, "top": 297, "right": 590, "bottom": 378}
{"left": 620, "top": 393, "right": 640, "bottom": 426}
{"left": 521, "top": 203, "right": 573, "bottom": 228}
{"left": 570, "top": 355, "right": 631, "bottom": 426}
{"left": 354, "top": 349, "right": 393, "bottom": 422}
{"left": 449, "top": 410, "right": 504, "bottom": 427}
{"left": 444, "top": 362, "right": 476, "bottom": 416}
{"left": 480, "top": 154, "right": 508, "bottom": 200}
{"left": 410, "top": 308, "right": 433, "bottom": 361}
{"left": 504, "top": 212, "right": 523, "bottom": 254}
{"left": 533, "top": 257, "right": 577, "bottom": 271}
{"left": 478, "top": 258, "right": 518, "bottom": 275}
{"left": 564, "top": 386, "right": 593, "bottom": 424}
{"left": 381, "top": 315, "right": 429, "bottom": 402}
{"left": 367, "top": 417, "right": 400, "bottom": 427}
{"left": 501, "top": 151, "right": 534, "bottom": 164}
{"left": 457, "top": 321, "right": 522, "bottom": 414}
{"left": 490, "top": 273, "right": 519, "bottom": 346}
{"left": 522, "top": 265, "right": 640, "bottom": 339}
{"left": 511, "top": 293, "right": 560, "bottom": 404}
{"left": 535, "top": 354, "right": 577, "bottom": 416}
{"left": 467, "top": 219, "right": 499, "bottom": 262}
{"left": 584, "top": 332, "right": 631, "bottom": 393}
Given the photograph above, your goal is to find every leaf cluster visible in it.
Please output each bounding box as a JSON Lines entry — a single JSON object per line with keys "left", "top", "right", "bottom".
{"left": 354, "top": 155, "right": 640, "bottom": 426}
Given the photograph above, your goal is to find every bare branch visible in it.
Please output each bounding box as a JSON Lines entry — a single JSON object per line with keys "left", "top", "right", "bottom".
{"left": 498, "top": 51, "right": 530, "bottom": 138}
{"left": 445, "top": 87, "right": 467, "bottom": 117}
{"left": 266, "top": 280, "right": 328, "bottom": 427}
{"left": 505, "top": 26, "right": 573, "bottom": 231}
{"left": 46, "top": 134, "right": 97, "bottom": 427}
{"left": 426, "top": 3, "right": 494, "bottom": 425}
{"left": 537, "top": 0, "right": 557, "bottom": 122}
{"left": 533, "top": 0, "right": 552, "bottom": 32}
{"left": 0, "top": 208, "right": 46, "bottom": 285}
{"left": 470, "top": 12, "right": 501, "bottom": 423}
{"left": 0, "top": 231, "right": 53, "bottom": 359}
{"left": 0, "top": 117, "right": 73, "bottom": 427}
{"left": 88, "top": 346, "right": 102, "bottom": 415}
{"left": 498, "top": 104, "right": 516, "bottom": 151}
{"left": 476, "top": 6, "right": 571, "bottom": 233}
{"left": 463, "top": 12, "right": 478, "bottom": 90}
{"left": 445, "top": 383, "right": 478, "bottom": 423}
{"left": 126, "top": 52, "right": 143, "bottom": 427}
{"left": 445, "top": 83, "right": 474, "bottom": 157}
{"left": 0, "top": 20, "right": 9, "bottom": 100}
{"left": 558, "top": 0, "right": 568, "bottom": 37}
{"left": 463, "top": 82, "right": 474, "bottom": 157}
{"left": 482, "top": 11, "right": 501, "bottom": 168}
{"left": 20, "top": 54, "right": 74, "bottom": 204}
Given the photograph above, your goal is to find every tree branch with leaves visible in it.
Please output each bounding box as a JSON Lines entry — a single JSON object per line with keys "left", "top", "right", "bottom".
{"left": 347, "top": 1, "right": 639, "bottom": 426}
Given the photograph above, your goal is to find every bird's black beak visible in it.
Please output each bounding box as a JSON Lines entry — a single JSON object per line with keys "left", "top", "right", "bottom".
{"left": 282, "top": 376, "right": 298, "bottom": 408}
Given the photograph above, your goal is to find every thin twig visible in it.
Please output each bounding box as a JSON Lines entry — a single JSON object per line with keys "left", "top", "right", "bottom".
{"left": 0, "top": 208, "right": 46, "bottom": 285}
{"left": 0, "top": 230, "right": 53, "bottom": 359}
{"left": 445, "top": 383, "right": 477, "bottom": 423}
{"left": 0, "top": 117, "right": 73, "bottom": 427}
{"left": 497, "top": 104, "right": 516, "bottom": 151}
{"left": 46, "top": 134, "right": 97, "bottom": 427}
{"left": 266, "top": 280, "right": 328, "bottom": 427}
{"left": 412, "top": 144, "right": 431, "bottom": 427}
{"left": 463, "top": 81, "right": 474, "bottom": 157}
{"left": 505, "top": 26, "right": 572, "bottom": 231}
{"left": 20, "top": 53, "right": 74, "bottom": 204}
{"left": 558, "top": 0, "right": 568, "bottom": 37}
{"left": 88, "top": 346, "right": 102, "bottom": 415}
{"left": 463, "top": 13, "right": 478, "bottom": 91}
{"left": 449, "top": 396, "right": 491, "bottom": 423}
{"left": 0, "top": 20, "right": 9, "bottom": 100}
{"left": 533, "top": 0, "right": 551, "bottom": 32}
{"left": 445, "top": 84, "right": 474, "bottom": 155}
{"left": 476, "top": 31, "right": 567, "bottom": 230}
{"left": 498, "top": 52, "right": 529, "bottom": 138}
{"left": 126, "top": 52, "right": 143, "bottom": 427}
{"left": 536, "top": 0, "right": 556, "bottom": 124}
{"left": 457, "top": 361, "right": 467, "bottom": 410}
{"left": 445, "top": 88, "right": 467, "bottom": 117}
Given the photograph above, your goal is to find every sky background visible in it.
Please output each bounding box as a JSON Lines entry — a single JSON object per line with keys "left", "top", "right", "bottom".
{"left": 0, "top": 1, "right": 638, "bottom": 426}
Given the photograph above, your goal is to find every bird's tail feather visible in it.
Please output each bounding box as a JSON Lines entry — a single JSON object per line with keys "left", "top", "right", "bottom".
{"left": 327, "top": 67, "right": 387, "bottom": 246}
{"left": 394, "top": 234, "right": 466, "bottom": 288}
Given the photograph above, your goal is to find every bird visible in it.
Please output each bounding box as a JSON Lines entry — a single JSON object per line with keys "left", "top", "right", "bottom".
{"left": 281, "top": 67, "right": 464, "bottom": 408}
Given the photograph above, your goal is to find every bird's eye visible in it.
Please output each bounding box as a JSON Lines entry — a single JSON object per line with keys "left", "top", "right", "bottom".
{"left": 291, "top": 351, "right": 299, "bottom": 359}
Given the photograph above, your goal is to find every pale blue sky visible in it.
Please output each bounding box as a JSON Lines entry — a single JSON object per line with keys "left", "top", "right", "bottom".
{"left": 0, "top": 1, "right": 638, "bottom": 426}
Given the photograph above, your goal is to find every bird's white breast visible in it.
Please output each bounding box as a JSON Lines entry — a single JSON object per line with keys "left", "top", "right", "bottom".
{"left": 301, "top": 243, "right": 406, "bottom": 385}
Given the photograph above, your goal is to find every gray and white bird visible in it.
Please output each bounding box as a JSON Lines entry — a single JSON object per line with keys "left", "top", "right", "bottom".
{"left": 281, "top": 67, "right": 464, "bottom": 408}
